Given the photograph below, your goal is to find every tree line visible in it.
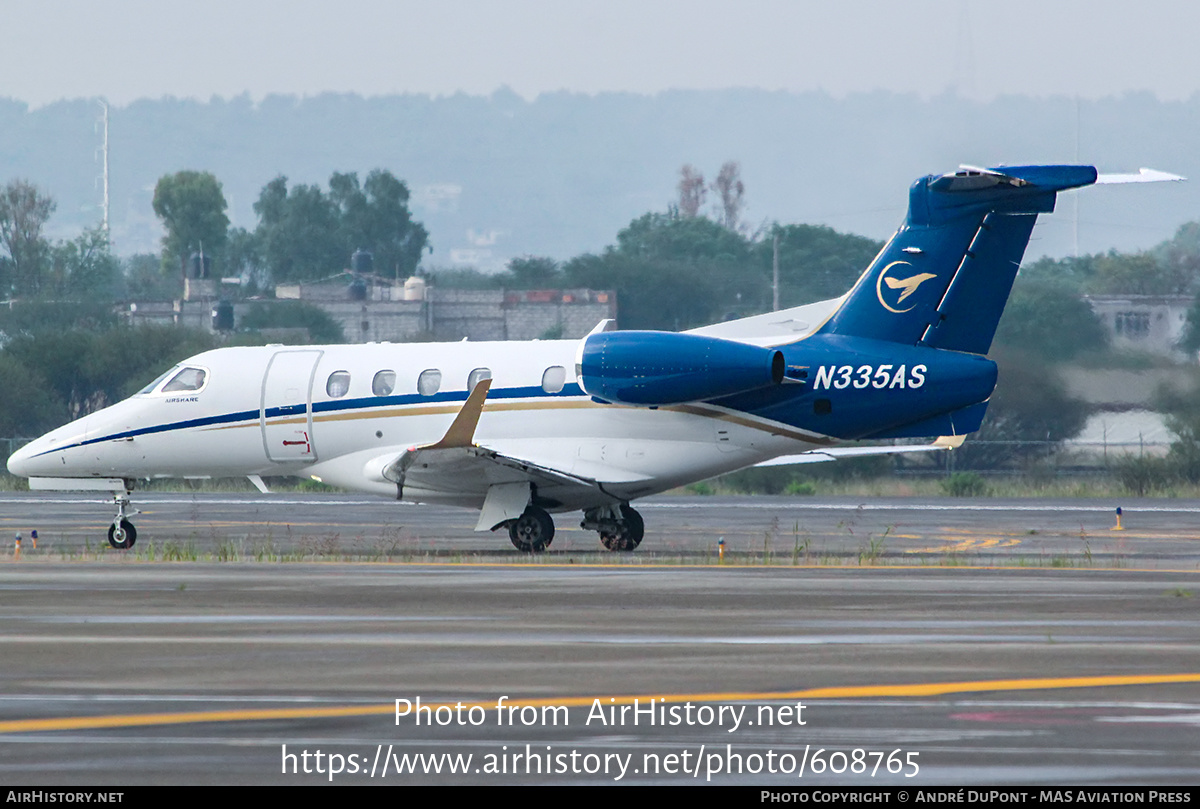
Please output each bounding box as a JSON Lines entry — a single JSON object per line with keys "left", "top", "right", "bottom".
{"left": 6, "top": 159, "right": 1200, "bottom": 483}
{"left": 154, "top": 168, "right": 429, "bottom": 292}
{"left": 6, "top": 161, "right": 1199, "bottom": 342}
{"left": 0, "top": 166, "right": 430, "bottom": 304}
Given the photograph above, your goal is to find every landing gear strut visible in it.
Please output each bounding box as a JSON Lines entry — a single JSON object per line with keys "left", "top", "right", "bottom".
{"left": 582, "top": 503, "right": 644, "bottom": 552}
{"left": 107, "top": 489, "right": 139, "bottom": 550}
{"left": 507, "top": 506, "right": 555, "bottom": 552}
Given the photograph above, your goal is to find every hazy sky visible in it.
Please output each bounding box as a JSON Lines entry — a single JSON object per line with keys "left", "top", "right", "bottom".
{"left": 5, "top": 0, "right": 1200, "bottom": 106}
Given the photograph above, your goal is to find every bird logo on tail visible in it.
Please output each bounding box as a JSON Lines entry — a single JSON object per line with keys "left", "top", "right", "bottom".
{"left": 875, "top": 261, "right": 937, "bottom": 313}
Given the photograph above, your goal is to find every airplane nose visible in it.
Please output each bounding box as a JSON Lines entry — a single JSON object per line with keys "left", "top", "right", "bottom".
{"left": 6, "top": 413, "right": 99, "bottom": 478}
{"left": 6, "top": 429, "right": 77, "bottom": 478}
{"left": 6, "top": 440, "right": 36, "bottom": 477}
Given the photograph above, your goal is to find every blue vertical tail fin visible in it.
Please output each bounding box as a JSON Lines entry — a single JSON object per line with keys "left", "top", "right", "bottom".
{"left": 818, "top": 165, "right": 1098, "bottom": 355}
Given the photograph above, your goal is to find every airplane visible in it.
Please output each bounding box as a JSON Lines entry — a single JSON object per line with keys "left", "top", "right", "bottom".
{"left": 6, "top": 163, "right": 1181, "bottom": 552}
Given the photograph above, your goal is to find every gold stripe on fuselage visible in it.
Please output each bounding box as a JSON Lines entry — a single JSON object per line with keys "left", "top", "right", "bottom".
{"left": 668, "top": 403, "right": 834, "bottom": 445}
{"left": 198, "top": 396, "right": 829, "bottom": 446}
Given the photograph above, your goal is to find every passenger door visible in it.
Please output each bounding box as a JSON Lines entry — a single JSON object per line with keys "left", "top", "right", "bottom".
{"left": 260, "top": 350, "right": 322, "bottom": 463}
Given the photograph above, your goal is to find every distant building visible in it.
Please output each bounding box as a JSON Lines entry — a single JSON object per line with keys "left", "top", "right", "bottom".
{"left": 121, "top": 278, "right": 617, "bottom": 343}
{"left": 1085, "top": 294, "right": 1192, "bottom": 359}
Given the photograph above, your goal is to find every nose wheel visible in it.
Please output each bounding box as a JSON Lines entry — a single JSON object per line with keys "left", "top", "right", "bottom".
{"left": 107, "top": 490, "right": 140, "bottom": 550}
{"left": 108, "top": 519, "right": 137, "bottom": 549}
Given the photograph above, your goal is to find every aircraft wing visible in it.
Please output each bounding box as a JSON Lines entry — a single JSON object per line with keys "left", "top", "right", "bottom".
{"left": 387, "top": 443, "right": 648, "bottom": 495}
{"left": 754, "top": 436, "right": 964, "bottom": 467}
{"left": 374, "top": 379, "right": 645, "bottom": 529}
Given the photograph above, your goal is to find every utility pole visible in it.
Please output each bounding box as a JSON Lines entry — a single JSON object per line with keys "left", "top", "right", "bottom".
{"left": 772, "top": 232, "right": 780, "bottom": 311}
{"left": 1073, "top": 95, "right": 1080, "bottom": 257}
{"left": 96, "top": 99, "right": 110, "bottom": 234}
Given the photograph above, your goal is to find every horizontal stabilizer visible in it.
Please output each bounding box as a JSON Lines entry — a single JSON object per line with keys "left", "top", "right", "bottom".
{"left": 1095, "top": 168, "right": 1186, "bottom": 184}
{"left": 754, "top": 439, "right": 959, "bottom": 468}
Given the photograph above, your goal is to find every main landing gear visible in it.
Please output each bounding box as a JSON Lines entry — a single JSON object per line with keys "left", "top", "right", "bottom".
{"left": 582, "top": 504, "right": 644, "bottom": 552}
{"left": 107, "top": 490, "right": 140, "bottom": 550}
{"left": 504, "top": 503, "right": 645, "bottom": 552}
{"left": 507, "top": 506, "right": 555, "bottom": 553}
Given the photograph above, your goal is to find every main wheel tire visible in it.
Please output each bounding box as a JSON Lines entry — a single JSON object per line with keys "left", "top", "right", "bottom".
{"left": 508, "top": 507, "right": 554, "bottom": 552}
{"left": 108, "top": 519, "right": 137, "bottom": 550}
{"left": 599, "top": 505, "right": 644, "bottom": 552}
{"left": 599, "top": 531, "right": 628, "bottom": 551}
{"left": 620, "top": 504, "right": 644, "bottom": 549}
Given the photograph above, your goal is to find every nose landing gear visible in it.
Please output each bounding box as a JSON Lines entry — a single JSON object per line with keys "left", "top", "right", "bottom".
{"left": 107, "top": 490, "right": 140, "bottom": 550}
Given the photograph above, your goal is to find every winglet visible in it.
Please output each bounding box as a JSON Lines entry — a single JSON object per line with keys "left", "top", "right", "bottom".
{"left": 426, "top": 379, "right": 492, "bottom": 449}
{"left": 934, "top": 434, "right": 966, "bottom": 449}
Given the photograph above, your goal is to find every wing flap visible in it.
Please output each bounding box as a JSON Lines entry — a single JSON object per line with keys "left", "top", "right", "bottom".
{"left": 475, "top": 481, "right": 533, "bottom": 531}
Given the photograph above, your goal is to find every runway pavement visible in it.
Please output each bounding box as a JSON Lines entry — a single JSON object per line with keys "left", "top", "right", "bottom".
{"left": 2, "top": 492, "right": 1199, "bottom": 565}
{"left": 1, "top": 494, "right": 1199, "bottom": 785}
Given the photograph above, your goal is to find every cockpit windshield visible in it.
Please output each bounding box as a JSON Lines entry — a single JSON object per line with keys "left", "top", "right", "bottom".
{"left": 138, "top": 367, "right": 178, "bottom": 395}
{"left": 162, "top": 367, "right": 207, "bottom": 392}
{"left": 138, "top": 365, "right": 208, "bottom": 395}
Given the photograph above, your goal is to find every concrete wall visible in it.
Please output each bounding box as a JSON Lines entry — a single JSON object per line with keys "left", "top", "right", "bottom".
{"left": 501, "top": 289, "right": 616, "bottom": 341}
{"left": 430, "top": 289, "right": 507, "bottom": 341}
{"left": 122, "top": 285, "right": 617, "bottom": 343}
{"left": 300, "top": 300, "right": 428, "bottom": 343}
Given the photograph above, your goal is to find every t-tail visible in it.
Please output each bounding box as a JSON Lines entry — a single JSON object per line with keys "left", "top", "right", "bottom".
{"left": 818, "top": 165, "right": 1098, "bottom": 354}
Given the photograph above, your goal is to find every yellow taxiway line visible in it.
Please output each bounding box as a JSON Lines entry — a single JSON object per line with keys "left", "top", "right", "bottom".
{"left": 3, "top": 673, "right": 1199, "bottom": 734}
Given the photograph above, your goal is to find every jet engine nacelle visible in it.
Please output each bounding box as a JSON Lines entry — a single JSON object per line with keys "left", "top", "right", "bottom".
{"left": 576, "top": 330, "right": 785, "bottom": 406}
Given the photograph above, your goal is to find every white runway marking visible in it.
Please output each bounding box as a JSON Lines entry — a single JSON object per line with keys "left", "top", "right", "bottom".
{"left": 643, "top": 502, "right": 1200, "bottom": 513}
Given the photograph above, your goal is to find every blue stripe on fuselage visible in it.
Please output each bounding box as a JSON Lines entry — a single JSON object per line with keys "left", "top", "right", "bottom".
{"left": 31, "top": 383, "right": 589, "bottom": 458}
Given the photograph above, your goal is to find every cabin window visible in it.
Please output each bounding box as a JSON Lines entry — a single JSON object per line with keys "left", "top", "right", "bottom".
{"left": 467, "top": 367, "right": 492, "bottom": 391}
{"left": 372, "top": 370, "right": 396, "bottom": 396}
{"left": 161, "top": 367, "right": 207, "bottom": 393}
{"left": 542, "top": 365, "right": 567, "bottom": 394}
{"left": 418, "top": 369, "right": 442, "bottom": 396}
{"left": 326, "top": 371, "right": 351, "bottom": 398}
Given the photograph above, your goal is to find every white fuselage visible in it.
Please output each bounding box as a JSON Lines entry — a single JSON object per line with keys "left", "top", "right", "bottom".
{"left": 8, "top": 340, "right": 828, "bottom": 512}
